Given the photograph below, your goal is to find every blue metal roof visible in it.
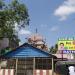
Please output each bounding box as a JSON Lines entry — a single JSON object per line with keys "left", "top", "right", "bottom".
{"left": 1, "top": 43, "right": 56, "bottom": 58}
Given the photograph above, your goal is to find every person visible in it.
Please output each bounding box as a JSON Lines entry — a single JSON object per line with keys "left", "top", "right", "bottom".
{"left": 57, "top": 43, "right": 65, "bottom": 54}
{"left": 58, "top": 43, "right": 64, "bottom": 50}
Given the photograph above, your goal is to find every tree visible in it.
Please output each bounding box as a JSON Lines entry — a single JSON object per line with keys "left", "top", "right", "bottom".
{"left": 1, "top": 47, "right": 11, "bottom": 55}
{"left": 49, "top": 44, "right": 58, "bottom": 54}
{"left": 0, "top": 0, "right": 29, "bottom": 55}
{"left": 0, "top": 0, "right": 29, "bottom": 38}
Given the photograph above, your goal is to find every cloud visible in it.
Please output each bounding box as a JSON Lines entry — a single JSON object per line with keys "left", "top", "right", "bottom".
{"left": 50, "top": 26, "right": 59, "bottom": 32}
{"left": 14, "top": 23, "right": 18, "bottom": 31}
{"left": 19, "top": 29, "right": 31, "bottom": 35}
{"left": 19, "top": 42, "right": 23, "bottom": 46}
{"left": 14, "top": 23, "right": 31, "bottom": 35}
{"left": 54, "top": 0, "right": 75, "bottom": 21}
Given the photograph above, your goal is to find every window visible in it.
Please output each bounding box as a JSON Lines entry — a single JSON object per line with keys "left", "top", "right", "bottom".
{"left": 35, "top": 58, "right": 52, "bottom": 69}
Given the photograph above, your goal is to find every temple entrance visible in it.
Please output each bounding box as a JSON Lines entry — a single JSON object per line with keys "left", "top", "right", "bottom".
{"left": 17, "top": 58, "right": 33, "bottom": 75}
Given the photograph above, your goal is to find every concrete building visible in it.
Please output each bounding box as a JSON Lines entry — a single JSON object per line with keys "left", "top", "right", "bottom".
{"left": 0, "top": 37, "right": 19, "bottom": 50}
{"left": 0, "top": 38, "right": 9, "bottom": 50}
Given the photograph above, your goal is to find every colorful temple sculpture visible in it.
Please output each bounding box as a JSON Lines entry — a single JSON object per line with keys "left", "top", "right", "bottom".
{"left": 28, "top": 34, "right": 48, "bottom": 50}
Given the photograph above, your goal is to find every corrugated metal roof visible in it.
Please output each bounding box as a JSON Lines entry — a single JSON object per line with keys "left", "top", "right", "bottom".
{"left": 0, "top": 43, "right": 56, "bottom": 58}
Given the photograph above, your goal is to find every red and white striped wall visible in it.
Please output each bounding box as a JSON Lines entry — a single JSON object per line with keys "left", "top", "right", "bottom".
{"left": 0, "top": 69, "right": 14, "bottom": 75}
{"left": 34, "top": 70, "right": 52, "bottom": 75}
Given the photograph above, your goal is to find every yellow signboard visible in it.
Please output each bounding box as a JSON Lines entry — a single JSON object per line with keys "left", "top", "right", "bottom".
{"left": 58, "top": 39, "right": 75, "bottom": 50}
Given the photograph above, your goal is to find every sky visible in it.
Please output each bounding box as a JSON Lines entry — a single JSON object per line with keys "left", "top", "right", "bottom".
{"left": 6, "top": 0, "right": 75, "bottom": 48}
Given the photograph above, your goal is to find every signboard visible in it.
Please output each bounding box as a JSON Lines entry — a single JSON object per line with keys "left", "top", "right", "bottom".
{"left": 58, "top": 38, "right": 75, "bottom": 53}
{"left": 58, "top": 38, "right": 75, "bottom": 50}
{"left": 63, "top": 50, "right": 75, "bottom": 53}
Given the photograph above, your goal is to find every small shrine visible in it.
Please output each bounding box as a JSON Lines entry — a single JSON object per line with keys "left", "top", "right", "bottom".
{"left": 0, "top": 43, "right": 56, "bottom": 75}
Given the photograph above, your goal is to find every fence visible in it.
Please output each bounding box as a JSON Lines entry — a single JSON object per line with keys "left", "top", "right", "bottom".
{"left": 34, "top": 70, "right": 53, "bottom": 75}
{"left": 0, "top": 69, "right": 14, "bottom": 75}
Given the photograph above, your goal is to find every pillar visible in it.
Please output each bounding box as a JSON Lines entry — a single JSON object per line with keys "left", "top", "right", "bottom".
{"left": 52, "top": 58, "right": 54, "bottom": 75}
{"left": 15, "top": 59, "right": 18, "bottom": 75}
{"left": 33, "top": 57, "right": 35, "bottom": 75}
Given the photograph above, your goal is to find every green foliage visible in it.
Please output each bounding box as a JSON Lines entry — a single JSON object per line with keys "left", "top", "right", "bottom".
{"left": 49, "top": 44, "right": 58, "bottom": 54}
{"left": 1, "top": 49, "right": 5, "bottom": 55}
{"left": 0, "top": 0, "right": 29, "bottom": 38}
{"left": 0, "top": 47, "right": 11, "bottom": 55}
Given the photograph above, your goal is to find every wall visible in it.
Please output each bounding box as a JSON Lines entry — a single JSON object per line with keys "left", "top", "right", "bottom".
{"left": 0, "top": 38, "right": 9, "bottom": 50}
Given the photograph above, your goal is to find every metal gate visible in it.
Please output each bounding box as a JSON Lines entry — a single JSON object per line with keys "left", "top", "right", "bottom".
{"left": 17, "top": 70, "right": 33, "bottom": 75}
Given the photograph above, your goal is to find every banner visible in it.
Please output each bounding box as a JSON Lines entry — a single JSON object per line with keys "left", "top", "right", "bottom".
{"left": 58, "top": 39, "right": 75, "bottom": 50}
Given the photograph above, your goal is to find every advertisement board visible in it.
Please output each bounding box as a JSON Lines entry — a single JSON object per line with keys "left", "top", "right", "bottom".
{"left": 58, "top": 38, "right": 75, "bottom": 53}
